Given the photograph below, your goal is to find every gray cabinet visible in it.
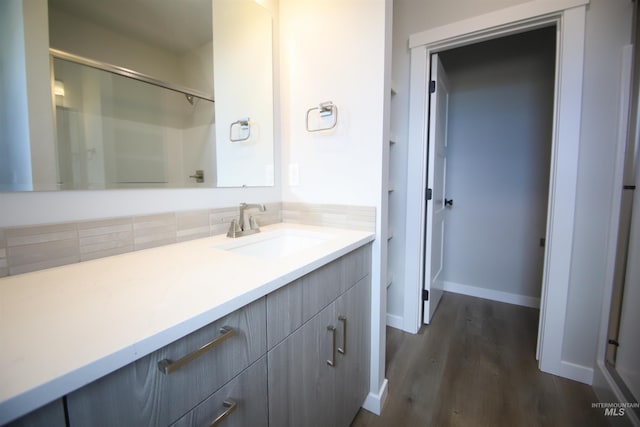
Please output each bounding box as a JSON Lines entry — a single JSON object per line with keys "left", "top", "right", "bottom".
{"left": 267, "top": 247, "right": 371, "bottom": 427}
{"left": 8, "top": 243, "right": 371, "bottom": 427}
{"left": 5, "top": 400, "right": 66, "bottom": 427}
{"left": 67, "top": 298, "right": 266, "bottom": 427}
{"left": 171, "top": 356, "right": 268, "bottom": 427}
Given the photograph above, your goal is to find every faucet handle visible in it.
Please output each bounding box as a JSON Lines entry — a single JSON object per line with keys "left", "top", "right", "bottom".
{"left": 226, "top": 219, "right": 241, "bottom": 238}
{"left": 249, "top": 216, "right": 260, "bottom": 231}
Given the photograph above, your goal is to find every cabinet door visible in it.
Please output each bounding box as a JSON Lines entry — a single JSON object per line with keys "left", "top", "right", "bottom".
{"left": 171, "top": 356, "right": 268, "bottom": 427}
{"left": 5, "top": 399, "right": 66, "bottom": 427}
{"left": 67, "top": 299, "right": 266, "bottom": 427}
{"left": 335, "top": 275, "right": 371, "bottom": 426}
{"left": 268, "top": 302, "right": 338, "bottom": 427}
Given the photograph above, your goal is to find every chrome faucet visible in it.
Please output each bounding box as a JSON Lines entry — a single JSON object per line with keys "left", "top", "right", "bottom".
{"left": 227, "top": 203, "right": 267, "bottom": 238}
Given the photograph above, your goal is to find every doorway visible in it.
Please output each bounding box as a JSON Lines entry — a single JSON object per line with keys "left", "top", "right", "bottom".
{"left": 404, "top": 4, "right": 589, "bottom": 382}
{"left": 423, "top": 28, "right": 557, "bottom": 326}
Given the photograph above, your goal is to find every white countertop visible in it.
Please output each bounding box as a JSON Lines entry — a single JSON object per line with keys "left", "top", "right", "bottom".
{"left": 0, "top": 223, "right": 374, "bottom": 424}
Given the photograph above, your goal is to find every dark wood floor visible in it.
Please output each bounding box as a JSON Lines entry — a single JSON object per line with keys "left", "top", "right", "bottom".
{"left": 352, "top": 292, "right": 608, "bottom": 427}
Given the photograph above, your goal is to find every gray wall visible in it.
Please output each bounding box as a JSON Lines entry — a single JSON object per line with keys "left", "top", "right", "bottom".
{"left": 439, "top": 28, "right": 556, "bottom": 299}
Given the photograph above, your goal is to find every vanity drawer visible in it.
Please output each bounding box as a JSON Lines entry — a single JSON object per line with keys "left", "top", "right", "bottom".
{"left": 5, "top": 399, "right": 66, "bottom": 427}
{"left": 171, "top": 356, "right": 268, "bottom": 427}
{"left": 340, "top": 244, "right": 371, "bottom": 294}
{"left": 266, "top": 244, "right": 371, "bottom": 350}
{"left": 301, "top": 245, "right": 371, "bottom": 324}
{"left": 67, "top": 298, "right": 267, "bottom": 427}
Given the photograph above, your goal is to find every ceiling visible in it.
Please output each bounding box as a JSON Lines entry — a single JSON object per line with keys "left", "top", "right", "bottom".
{"left": 49, "top": 0, "right": 212, "bottom": 54}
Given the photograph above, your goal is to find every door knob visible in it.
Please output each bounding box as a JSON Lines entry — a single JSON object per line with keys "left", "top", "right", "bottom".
{"left": 445, "top": 199, "right": 453, "bottom": 207}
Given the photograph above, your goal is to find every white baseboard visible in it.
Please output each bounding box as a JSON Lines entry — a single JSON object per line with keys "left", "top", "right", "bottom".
{"left": 442, "top": 281, "right": 541, "bottom": 308}
{"left": 386, "top": 313, "right": 404, "bottom": 330}
{"left": 540, "top": 356, "right": 594, "bottom": 385}
{"left": 559, "top": 360, "right": 594, "bottom": 385}
{"left": 362, "top": 378, "right": 389, "bottom": 416}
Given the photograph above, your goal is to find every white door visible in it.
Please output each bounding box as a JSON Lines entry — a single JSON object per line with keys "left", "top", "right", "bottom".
{"left": 423, "top": 54, "right": 449, "bottom": 324}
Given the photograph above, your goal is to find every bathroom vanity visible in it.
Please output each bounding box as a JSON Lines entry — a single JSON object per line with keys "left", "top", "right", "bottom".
{"left": 0, "top": 224, "right": 373, "bottom": 427}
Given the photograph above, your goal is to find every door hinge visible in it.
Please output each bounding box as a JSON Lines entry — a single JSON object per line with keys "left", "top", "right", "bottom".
{"left": 423, "top": 289, "right": 429, "bottom": 301}
{"left": 539, "top": 238, "right": 545, "bottom": 248}
{"left": 429, "top": 80, "right": 436, "bottom": 94}
{"left": 426, "top": 188, "right": 432, "bottom": 201}
{"left": 608, "top": 339, "right": 620, "bottom": 347}
{"left": 624, "top": 185, "right": 636, "bottom": 190}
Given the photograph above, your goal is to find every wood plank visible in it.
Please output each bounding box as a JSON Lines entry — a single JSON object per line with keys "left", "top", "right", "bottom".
{"left": 351, "top": 293, "right": 608, "bottom": 427}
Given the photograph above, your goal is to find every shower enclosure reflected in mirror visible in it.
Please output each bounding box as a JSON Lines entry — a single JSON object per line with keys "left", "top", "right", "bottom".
{"left": 51, "top": 53, "right": 217, "bottom": 189}
{"left": 6, "top": 0, "right": 274, "bottom": 190}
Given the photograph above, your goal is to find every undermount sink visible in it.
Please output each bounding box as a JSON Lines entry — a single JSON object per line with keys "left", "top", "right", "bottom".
{"left": 215, "top": 229, "right": 334, "bottom": 259}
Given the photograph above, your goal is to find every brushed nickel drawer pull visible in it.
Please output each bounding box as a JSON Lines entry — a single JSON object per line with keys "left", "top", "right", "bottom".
{"left": 327, "top": 325, "right": 336, "bottom": 367}
{"left": 338, "top": 315, "right": 347, "bottom": 355}
{"left": 157, "top": 326, "right": 235, "bottom": 375}
{"left": 209, "top": 399, "right": 237, "bottom": 426}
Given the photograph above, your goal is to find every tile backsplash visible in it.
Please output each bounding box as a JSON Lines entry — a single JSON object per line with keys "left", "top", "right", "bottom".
{"left": 0, "top": 202, "right": 375, "bottom": 278}
{"left": 282, "top": 202, "right": 376, "bottom": 231}
{"left": 1, "top": 203, "right": 282, "bottom": 277}
{"left": 78, "top": 217, "right": 134, "bottom": 262}
{"left": 5, "top": 222, "right": 80, "bottom": 276}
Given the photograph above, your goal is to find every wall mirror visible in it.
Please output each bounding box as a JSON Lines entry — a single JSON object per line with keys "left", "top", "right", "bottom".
{"left": 16, "top": 0, "right": 273, "bottom": 190}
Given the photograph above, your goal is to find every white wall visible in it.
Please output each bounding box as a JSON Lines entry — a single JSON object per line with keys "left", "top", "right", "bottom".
{"left": 213, "top": 0, "right": 275, "bottom": 187}
{"left": 280, "top": 2, "right": 387, "bottom": 206}
{"left": 0, "top": 0, "right": 56, "bottom": 192}
{"left": 23, "top": 0, "right": 57, "bottom": 191}
{"left": 440, "top": 28, "right": 555, "bottom": 299}
{"left": 48, "top": 7, "right": 185, "bottom": 89}
{"left": 180, "top": 41, "right": 214, "bottom": 97}
{"left": 563, "top": 0, "right": 634, "bottom": 368}
{"left": 0, "top": 0, "right": 33, "bottom": 191}
{"left": 390, "top": 0, "right": 634, "bottom": 378}
{"left": 279, "top": 0, "right": 390, "bottom": 410}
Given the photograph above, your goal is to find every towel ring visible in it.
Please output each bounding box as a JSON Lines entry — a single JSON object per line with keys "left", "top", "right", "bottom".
{"left": 306, "top": 102, "right": 338, "bottom": 132}
{"left": 230, "top": 118, "right": 251, "bottom": 142}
